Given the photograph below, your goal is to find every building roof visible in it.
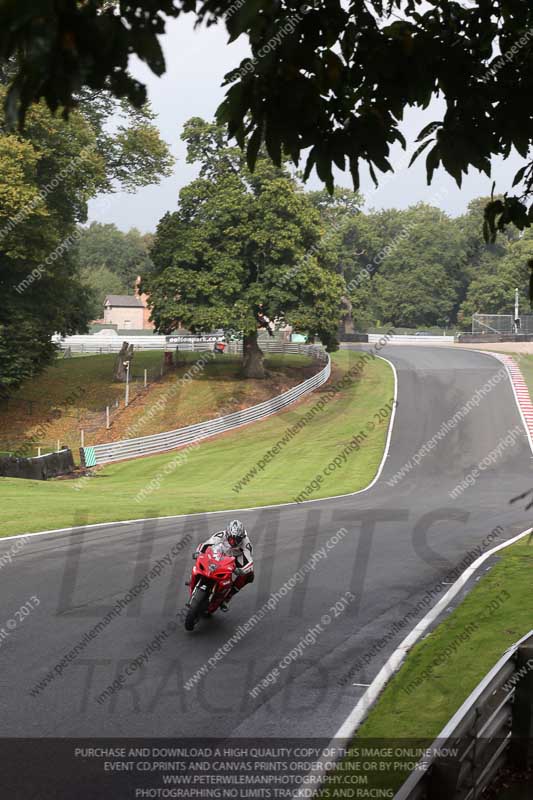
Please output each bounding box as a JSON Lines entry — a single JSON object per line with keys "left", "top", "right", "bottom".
{"left": 105, "top": 295, "right": 143, "bottom": 308}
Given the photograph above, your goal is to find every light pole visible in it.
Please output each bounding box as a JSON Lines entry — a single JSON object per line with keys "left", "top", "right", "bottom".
{"left": 124, "top": 360, "right": 130, "bottom": 407}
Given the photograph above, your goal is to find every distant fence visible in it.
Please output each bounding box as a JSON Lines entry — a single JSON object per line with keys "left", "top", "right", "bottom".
{"left": 472, "top": 313, "right": 533, "bottom": 336}
{"left": 458, "top": 333, "right": 533, "bottom": 344}
{"left": 0, "top": 440, "right": 65, "bottom": 459}
{"left": 395, "top": 630, "right": 533, "bottom": 799}
{"left": 367, "top": 334, "right": 454, "bottom": 345}
{"left": 55, "top": 335, "right": 303, "bottom": 355}
{"left": 80, "top": 344, "right": 329, "bottom": 467}
{"left": 56, "top": 335, "right": 168, "bottom": 354}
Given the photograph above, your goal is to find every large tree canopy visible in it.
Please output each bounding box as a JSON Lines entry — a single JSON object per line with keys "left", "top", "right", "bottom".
{"left": 0, "top": 82, "right": 173, "bottom": 397}
{"left": 306, "top": 191, "right": 527, "bottom": 331}
{"left": 3, "top": 2, "right": 533, "bottom": 235}
{"left": 77, "top": 222, "right": 154, "bottom": 288}
{"left": 143, "top": 117, "right": 344, "bottom": 377}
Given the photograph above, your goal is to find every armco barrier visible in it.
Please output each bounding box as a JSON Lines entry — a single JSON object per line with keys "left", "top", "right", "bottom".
{"left": 394, "top": 630, "right": 533, "bottom": 799}
{"left": 80, "top": 345, "right": 330, "bottom": 467}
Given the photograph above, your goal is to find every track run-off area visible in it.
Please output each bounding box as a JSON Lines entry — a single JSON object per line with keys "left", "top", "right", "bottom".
{"left": 1, "top": 344, "right": 532, "bottom": 795}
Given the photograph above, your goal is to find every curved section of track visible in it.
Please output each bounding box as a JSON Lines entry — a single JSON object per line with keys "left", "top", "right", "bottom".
{"left": 1, "top": 346, "right": 532, "bottom": 740}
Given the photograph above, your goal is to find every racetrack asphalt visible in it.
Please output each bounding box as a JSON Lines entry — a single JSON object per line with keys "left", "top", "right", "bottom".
{"left": 1, "top": 344, "right": 532, "bottom": 747}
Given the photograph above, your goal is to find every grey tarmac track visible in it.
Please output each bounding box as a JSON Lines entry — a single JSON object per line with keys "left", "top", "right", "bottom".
{"left": 1, "top": 345, "right": 532, "bottom": 741}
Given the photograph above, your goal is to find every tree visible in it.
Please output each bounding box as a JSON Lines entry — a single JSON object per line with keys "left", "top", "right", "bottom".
{"left": 144, "top": 118, "right": 344, "bottom": 377}
{"left": 338, "top": 204, "right": 468, "bottom": 329}
{"left": 77, "top": 222, "right": 154, "bottom": 289}
{"left": 6, "top": 2, "right": 533, "bottom": 236}
{"left": 114, "top": 341, "right": 135, "bottom": 382}
{"left": 460, "top": 230, "right": 533, "bottom": 324}
{"left": 79, "top": 264, "right": 127, "bottom": 319}
{"left": 0, "top": 84, "right": 173, "bottom": 397}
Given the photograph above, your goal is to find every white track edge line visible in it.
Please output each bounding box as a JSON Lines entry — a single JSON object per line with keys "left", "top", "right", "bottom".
{"left": 293, "top": 524, "right": 533, "bottom": 798}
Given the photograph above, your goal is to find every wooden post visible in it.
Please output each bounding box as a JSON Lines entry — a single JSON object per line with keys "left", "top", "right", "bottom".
{"left": 106, "top": 406, "right": 110, "bottom": 429}
{"left": 510, "top": 634, "right": 533, "bottom": 769}
{"left": 81, "top": 429, "right": 85, "bottom": 448}
{"left": 144, "top": 369, "right": 147, "bottom": 388}
{"left": 37, "top": 446, "right": 41, "bottom": 457}
{"left": 57, "top": 439, "right": 60, "bottom": 452}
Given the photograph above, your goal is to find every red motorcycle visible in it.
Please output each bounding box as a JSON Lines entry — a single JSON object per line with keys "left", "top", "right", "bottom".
{"left": 185, "top": 544, "right": 236, "bottom": 631}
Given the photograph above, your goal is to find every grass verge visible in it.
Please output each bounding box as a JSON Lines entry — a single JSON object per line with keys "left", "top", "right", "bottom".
{"left": 0, "top": 351, "right": 316, "bottom": 456}
{"left": 0, "top": 350, "right": 393, "bottom": 537}
{"left": 320, "top": 537, "right": 533, "bottom": 797}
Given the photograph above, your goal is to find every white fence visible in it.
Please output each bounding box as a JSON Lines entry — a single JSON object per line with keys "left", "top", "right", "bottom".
{"left": 80, "top": 345, "right": 329, "bottom": 467}
{"left": 55, "top": 335, "right": 168, "bottom": 353}
{"left": 54, "top": 335, "right": 313, "bottom": 354}
{"left": 368, "top": 334, "right": 454, "bottom": 345}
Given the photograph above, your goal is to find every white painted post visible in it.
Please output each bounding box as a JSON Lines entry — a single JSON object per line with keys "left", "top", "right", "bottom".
{"left": 57, "top": 439, "right": 60, "bottom": 452}
{"left": 106, "top": 406, "right": 110, "bottom": 429}
{"left": 124, "top": 361, "right": 130, "bottom": 407}
{"left": 37, "top": 446, "right": 41, "bottom": 457}
{"left": 144, "top": 369, "right": 147, "bottom": 388}
{"left": 81, "top": 429, "right": 85, "bottom": 448}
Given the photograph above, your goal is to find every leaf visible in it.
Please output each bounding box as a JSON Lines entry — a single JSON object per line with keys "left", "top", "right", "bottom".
{"left": 341, "top": 22, "right": 358, "bottom": 61}
{"left": 368, "top": 162, "right": 379, "bottom": 188}
{"left": 416, "top": 121, "right": 442, "bottom": 142}
{"left": 425, "top": 145, "right": 441, "bottom": 184}
{"left": 264, "top": 123, "right": 282, "bottom": 166}
{"left": 409, "top": 138, "right": 432, "bottom": 167}
{"left": 349, "top": 155, "right": 360, "bottom": 191}
{"left": 512, "top": 165, "right": 528, "bottom": 187}
{"left": 246, "top": 127, "right": 262, "bottom": 172}
{"left": 303, "top": 149, "right": 317, "bottom": 182}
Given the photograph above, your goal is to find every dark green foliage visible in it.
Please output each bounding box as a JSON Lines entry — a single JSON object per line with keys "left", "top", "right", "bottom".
{"left": 4, "top": 1, "right": 533, "bottom": 238}
{"left": 143, "top": 118, "right": 345, "bottom": 373}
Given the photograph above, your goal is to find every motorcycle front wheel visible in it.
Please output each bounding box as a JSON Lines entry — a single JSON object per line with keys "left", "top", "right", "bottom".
{"left": 185, "top": 588, "right": 210, "bottom": 631}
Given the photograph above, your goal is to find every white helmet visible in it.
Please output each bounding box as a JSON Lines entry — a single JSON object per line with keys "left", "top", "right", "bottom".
{"left": 225, "top": 519, "right": 245, "bottom": 548}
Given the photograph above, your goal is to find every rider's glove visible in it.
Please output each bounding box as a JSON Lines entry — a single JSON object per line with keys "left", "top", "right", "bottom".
{"left": 193, "top": 551, "right": 200, "bottom": 559}
{"left": 234, "top": 567, "right": 244, "bottom": 576}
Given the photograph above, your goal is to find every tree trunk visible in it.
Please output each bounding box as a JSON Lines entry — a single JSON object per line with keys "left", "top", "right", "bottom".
{"left": 242, "top": 330, "right": 265, "bottom": 378}
{"left": 114, "top": 342, "right": 134, "bottom": 382}
{"left": 341, "top": 294, "right": 355, "bottom": 333}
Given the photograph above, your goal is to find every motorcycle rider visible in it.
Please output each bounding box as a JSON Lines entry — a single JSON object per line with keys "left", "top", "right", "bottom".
{"left": 194, "top": 520, "right": 254, "bottom": 608}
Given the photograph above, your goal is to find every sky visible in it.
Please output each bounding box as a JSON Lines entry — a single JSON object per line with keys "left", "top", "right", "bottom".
{"left": 89, "top": 14, "right": 523, "bottom": 234}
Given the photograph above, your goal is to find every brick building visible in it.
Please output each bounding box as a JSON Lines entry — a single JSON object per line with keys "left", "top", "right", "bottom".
{"left": 102, "top": 277, "right": 154, "bottom": 330}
